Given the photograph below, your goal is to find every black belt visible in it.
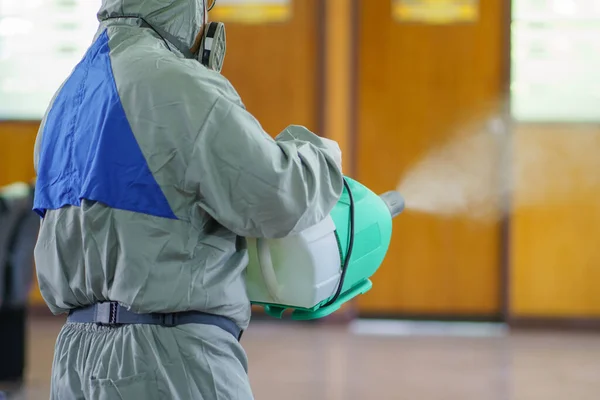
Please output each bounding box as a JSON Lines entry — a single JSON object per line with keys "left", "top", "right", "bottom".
{"left": 67, "top": 302, "right": 243, "bottom": 341}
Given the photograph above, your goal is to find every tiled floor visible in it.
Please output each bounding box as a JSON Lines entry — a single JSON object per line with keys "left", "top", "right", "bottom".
{"left": 4, "top": 317, "right": 600, "bottom": 399}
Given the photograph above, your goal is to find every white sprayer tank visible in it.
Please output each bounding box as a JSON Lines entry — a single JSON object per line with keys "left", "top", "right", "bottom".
{"left": 244, "top": 216, "right": 342, "bottom": 309}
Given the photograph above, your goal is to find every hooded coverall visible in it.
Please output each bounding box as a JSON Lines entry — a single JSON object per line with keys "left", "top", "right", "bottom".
{"left": 32, "top": 1, "right": 344, "bottom": 398}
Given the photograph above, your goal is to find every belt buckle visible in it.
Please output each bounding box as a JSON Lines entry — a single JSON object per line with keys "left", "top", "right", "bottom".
{"left": 95, "top": 302, "right": 119, "bottom": 326}
{"left": 162, "top": 313, "right": 177, "bottom": 327}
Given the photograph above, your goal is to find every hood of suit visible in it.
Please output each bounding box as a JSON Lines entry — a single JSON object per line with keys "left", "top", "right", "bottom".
{"left": 97, "top": 0, "right": 206, "bottom": 56}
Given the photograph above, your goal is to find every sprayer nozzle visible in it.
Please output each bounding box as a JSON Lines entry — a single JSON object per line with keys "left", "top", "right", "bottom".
{"left": 380, "top": 191, "right": 405, "bottom": 218}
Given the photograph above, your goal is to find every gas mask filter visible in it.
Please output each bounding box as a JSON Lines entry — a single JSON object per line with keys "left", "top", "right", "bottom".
{"left": 198, "top": 21, "right": 226, "bottom": 73}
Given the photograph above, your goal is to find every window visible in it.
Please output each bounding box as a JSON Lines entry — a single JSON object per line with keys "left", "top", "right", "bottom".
{"left": 0, "top": 0, "right": 101, "bottom": 120}
{"left": 511, "top": 0, "right": 600, "bottom": 122}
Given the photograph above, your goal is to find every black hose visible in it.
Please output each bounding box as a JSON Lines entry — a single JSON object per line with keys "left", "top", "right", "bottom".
{"left": 322, "top": 178, "right": 355, "bottom": 308}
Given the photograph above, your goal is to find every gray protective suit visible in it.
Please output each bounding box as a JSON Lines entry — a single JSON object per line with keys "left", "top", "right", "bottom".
{"left": 32, "top": 0, "right": 344, "bottom": 398}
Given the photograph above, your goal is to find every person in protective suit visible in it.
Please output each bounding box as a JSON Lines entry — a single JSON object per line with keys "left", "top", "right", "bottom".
{"left": 33, "top": 0, "right": 343, "bottom": 398}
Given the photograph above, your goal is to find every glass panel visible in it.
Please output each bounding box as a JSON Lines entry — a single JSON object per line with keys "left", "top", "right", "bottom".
{"left": 0, "top": 0, "right": 101, "bottom": 120}
{"left": 511, "top": 0, "right": 600, "bottom": 122}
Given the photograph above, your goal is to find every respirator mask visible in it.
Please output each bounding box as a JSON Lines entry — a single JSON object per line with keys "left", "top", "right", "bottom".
{"left": 104, "top": 0, "right": 226, "bottom": 72}
{"left": 196, "top": 0, "right": 227, "bottom": 73}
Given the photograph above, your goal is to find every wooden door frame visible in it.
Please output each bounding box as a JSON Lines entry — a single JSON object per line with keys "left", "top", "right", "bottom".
{"left": 499, "top": 0, "right": 513, "bottom": 325}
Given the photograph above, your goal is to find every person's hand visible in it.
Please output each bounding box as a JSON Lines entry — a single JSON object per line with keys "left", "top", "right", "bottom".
{"left": 274, "top": 125, "right": 343, "bottom": 172}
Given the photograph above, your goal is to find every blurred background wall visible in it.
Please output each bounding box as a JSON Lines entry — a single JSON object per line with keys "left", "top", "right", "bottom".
{"left": 0, "top": 0, "right": 599, "bottom": 328}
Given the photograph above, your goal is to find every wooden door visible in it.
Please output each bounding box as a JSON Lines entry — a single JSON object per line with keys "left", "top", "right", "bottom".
{"left": 355, "top": 0, "right": 506, "bottom": 317}
{"left": 218, "top": 0, "right": 322, "bottom": 135}
{"left": 0, "top": 122, "right": 38, "bottom": 187}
